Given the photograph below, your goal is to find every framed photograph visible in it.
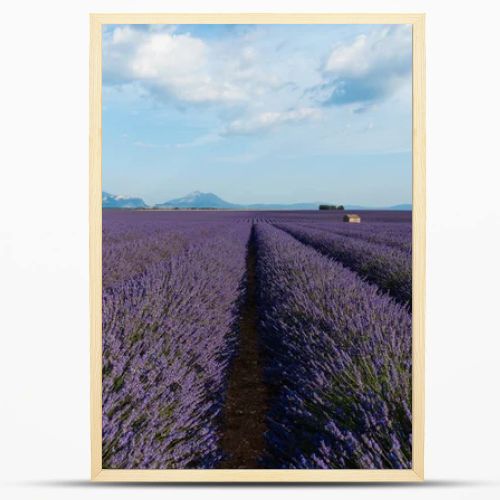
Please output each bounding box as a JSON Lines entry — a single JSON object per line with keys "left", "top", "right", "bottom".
{"left": 90, "top": 13, "right": 425, "bottom": 482}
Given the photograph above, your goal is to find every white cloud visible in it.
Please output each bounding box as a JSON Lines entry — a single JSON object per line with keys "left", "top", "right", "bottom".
{"left": 224, "top": 107, "right": 322, "bottom": 135}
{"left": 317, "top": 25, "right": 412, "bottom": 107}
{"left": 104, "top": 27, "right": 248, "bottom": 104}
{"left": 326, "top": 26, "right": 410, "bottom": 76}
{"left": 103, "top": 26, "right": 290, "bottom": 105}
{"left": 103, "top": 24, "right": 411, "bottom": 138}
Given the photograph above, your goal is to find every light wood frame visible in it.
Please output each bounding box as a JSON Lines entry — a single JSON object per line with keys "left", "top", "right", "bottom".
{"left": 90, "top": 13, "right": 425, "bottom": 483}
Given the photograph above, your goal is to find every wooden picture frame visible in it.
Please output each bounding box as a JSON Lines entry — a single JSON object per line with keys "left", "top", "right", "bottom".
{"left": 90, "top": 13, "right": 425, "bottom": 482}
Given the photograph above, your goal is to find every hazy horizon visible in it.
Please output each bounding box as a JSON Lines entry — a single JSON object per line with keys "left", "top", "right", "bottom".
{"left": 103, "top": 189, "right": 412, "bottom": 208}
{"left": 103, "top": 24, "right": 412, "bottom": 207}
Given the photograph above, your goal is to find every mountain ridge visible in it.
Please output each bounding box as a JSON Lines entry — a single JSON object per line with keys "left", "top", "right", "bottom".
{"left": 103, "top": 190, "right": 412, "bottom": 211}
{"left": 102, "top": 191, "right": 148, "bottom": 208}
{"left": 155, "top": 191, "right": 239, "bottom": 209}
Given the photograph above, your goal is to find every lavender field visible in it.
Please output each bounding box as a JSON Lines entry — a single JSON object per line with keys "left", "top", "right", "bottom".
{"left": 102, "top": 209, "right": 412, "bottom": 469}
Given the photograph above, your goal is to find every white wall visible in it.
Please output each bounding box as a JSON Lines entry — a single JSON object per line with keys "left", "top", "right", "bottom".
{"left": 1, "top": 1, "right": 499, "bottom": 499}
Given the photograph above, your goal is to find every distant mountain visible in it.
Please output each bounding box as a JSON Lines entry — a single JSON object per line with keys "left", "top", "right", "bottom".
{"left": 387, "top": 204, "right": 412, "bottom": 211}
{"left": 154, "top": 192, "right": 412, "bottom": 211}
{"left": 154, "top": 192, "right": 316, "bottom": 210}
{"left": 102, "top": 191, "right": 149, "bottom": 209}
{"left": 345, "top": 203, "right": 412, "bottom": 211}
{"left": 155, "top": 191, "right": 239, "bottom": 209}
{"left": 103, "top": 189, "right": 412, "bottom": 211}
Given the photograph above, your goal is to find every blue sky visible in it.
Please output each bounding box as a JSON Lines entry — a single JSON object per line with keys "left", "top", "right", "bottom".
{"left": 102, "top": 24, "right": 412, "bottom": 206}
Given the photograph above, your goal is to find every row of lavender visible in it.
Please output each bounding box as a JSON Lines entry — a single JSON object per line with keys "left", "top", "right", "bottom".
{"left": 255, "top": 223, "right": 412, "bottom": 468}
{"left": 102, "top": 213, "right": 251, "bottom": 468}
{"left": 293, "top": 221, "right": 411, "bottom": 253}
{"left": 273, "top": 222, "right": 412, "bottom": 307}
{"left": 102, "top": 209, "right": 412, "bottom": 468}
{"left": 103, "top": 210, "right": 251, "bottom": 288}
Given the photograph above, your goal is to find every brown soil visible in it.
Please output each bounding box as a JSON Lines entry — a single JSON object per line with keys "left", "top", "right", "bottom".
{"left": 218, "top": 228, "right": 268, "bottom": 468}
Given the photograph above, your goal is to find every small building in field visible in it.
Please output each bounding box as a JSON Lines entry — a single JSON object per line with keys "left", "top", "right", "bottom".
{"left": 343, "top": 214, "right": 361, "bottom": 223}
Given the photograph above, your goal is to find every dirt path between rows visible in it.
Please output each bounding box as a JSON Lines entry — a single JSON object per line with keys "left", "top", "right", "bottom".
{"left": 218, "top": 226, "right": 268, "bottom": 468}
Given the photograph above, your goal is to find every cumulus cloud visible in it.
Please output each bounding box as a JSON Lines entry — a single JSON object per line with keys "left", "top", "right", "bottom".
{"left": 224, "top": 107, "right": 322, "bottom": 135}
{"left": 103, "top": 25, "right": 285, "bottom": 105}
{"left": 315, "top": 25, "right": 412, "bottom": 107}
{"left": 103, "top": 24, "right": 411, "bottom": 139}
{"left": 104, "top": 26, "right": 245, "bottom": 103}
